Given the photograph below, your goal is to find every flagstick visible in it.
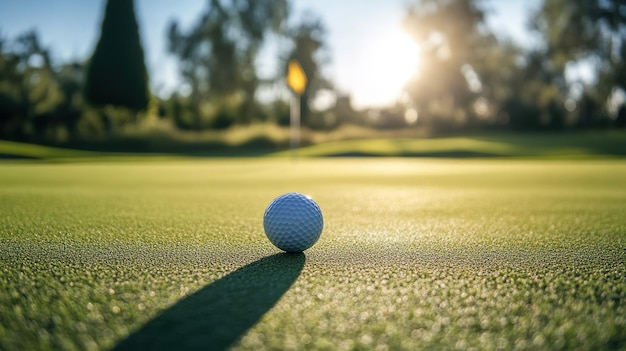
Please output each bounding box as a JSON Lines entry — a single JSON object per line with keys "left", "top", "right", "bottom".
{"left": 290, "top": 93, "right": 300, "bottom": 159}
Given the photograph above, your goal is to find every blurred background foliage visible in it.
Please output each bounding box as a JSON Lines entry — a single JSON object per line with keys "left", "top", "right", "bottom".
{"left": 0, "top": 0, "right": 624, "bottom": 150}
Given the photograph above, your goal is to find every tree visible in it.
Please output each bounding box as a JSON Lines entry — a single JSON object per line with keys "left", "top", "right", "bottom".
{"left": 168, "top": 0, "right": 288, "bottom": 129}
{"left": 84, "top": 0, "right": 150, "bottom": 111}
{"left": 531, "top": 0, "right": 626, "bottom": 125}
{"left": 0, "top": 33, "right": 29, "bottom": 138}
{"left": 501, "top": 50, "right": 566, "bottom": 130}
{"left": 403, "top": 0, "right": 505, "bottom": 129}
{"left": 0, "top": 31, "right": 86, "bottom": 142}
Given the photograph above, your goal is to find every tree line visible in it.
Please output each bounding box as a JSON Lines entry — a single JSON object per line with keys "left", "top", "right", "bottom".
{"left": 402, "top": 0, "right": 626, "bottom": 132}
{"left": 0, "top": 0, "right": 624, "bottom": 146}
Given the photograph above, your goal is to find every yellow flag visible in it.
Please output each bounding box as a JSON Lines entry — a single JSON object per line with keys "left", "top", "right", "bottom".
{"left": 287, "top": 59, "right": 307, "bottom": 95}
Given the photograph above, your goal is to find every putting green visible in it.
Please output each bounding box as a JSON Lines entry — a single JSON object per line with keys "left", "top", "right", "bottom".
{"left": 1, "top": 159, "right": 624, "bottom": 350}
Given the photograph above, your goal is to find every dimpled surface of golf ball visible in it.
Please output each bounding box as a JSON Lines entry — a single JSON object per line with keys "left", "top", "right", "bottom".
{"left": 263, "top": 192, "right": 324, "bottom": 253}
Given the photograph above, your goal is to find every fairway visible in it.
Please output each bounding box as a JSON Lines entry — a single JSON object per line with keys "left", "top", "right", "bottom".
{"left": 1, "top": 159, "right": 625, "bottom": 350}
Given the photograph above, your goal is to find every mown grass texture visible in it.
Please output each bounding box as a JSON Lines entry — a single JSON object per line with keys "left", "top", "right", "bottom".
{"left": 0, "top": 159, "right": 625, "bottom": 350}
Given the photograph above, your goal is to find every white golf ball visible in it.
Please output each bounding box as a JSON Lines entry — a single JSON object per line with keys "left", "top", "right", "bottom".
{"left": 263, "top": 192, "right": 324, "bottom": 253}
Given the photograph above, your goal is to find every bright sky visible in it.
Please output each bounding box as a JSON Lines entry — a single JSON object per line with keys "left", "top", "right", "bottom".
{"left": 0, "top": 0, "right": 539, "bottom": 109}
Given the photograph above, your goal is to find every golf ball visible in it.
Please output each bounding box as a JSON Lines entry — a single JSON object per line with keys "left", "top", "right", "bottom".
{"left": 263, "top": 192, "right": 324, "bottom": 253}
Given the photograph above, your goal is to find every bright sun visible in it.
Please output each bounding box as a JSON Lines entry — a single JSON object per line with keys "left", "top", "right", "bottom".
{"left": 351, "top": 29, "right": 420, "bottom": 108}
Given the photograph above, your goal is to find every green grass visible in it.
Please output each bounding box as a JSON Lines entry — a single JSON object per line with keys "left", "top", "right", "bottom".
{"left": 273, "top": 131, "right": 626, "bottom": 158}
{"left": 2, "top": 130, "right": 625, "bottom": 160}
{"left": 1, "top": 159, "right": 625, "bottom": 350}
{"left": 0, "top": 140, "right": 98, "bottom": 159}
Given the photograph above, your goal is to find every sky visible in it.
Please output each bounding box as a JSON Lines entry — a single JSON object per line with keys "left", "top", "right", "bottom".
{"left": 0, "top": 0, "right": 540, "bottom": 109}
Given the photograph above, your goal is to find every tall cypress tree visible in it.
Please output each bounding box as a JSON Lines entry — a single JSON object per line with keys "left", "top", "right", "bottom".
{"left": 85, "top": 0, "right": 150, "bottom": 111}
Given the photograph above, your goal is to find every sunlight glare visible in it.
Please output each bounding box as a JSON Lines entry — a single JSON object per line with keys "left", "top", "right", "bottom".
{"left": 352, "top": 29, "right": 420, "bottom": 108}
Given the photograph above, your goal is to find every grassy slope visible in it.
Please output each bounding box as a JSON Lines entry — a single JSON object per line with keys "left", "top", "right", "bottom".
{"left": 273, "top": 131, "right": 626, "bottom": 158}
{"left": 0, "top": 140, "right": 96, "bottom": 159}
{"left": 0, "top": 159, "right": 625, "bottom": 350}
{"left": 2, "top": 130, "right": 625, "bottom": 160}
